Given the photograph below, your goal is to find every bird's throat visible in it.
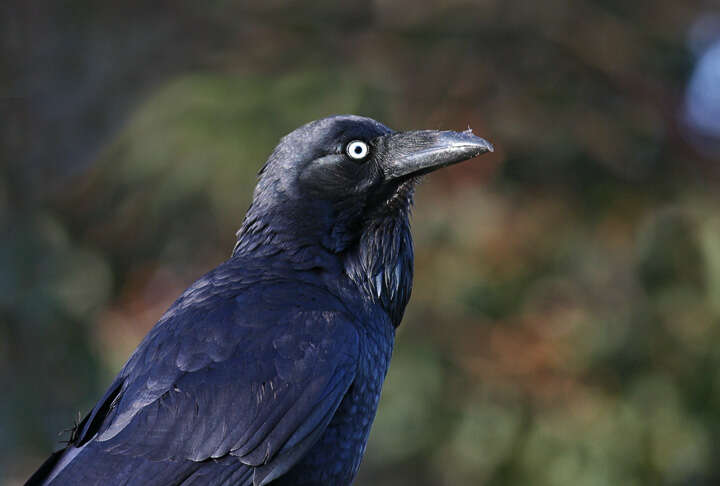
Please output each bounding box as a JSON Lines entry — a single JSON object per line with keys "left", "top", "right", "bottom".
{"left": 344, "top": 182, "right": 416, "bottom": 327}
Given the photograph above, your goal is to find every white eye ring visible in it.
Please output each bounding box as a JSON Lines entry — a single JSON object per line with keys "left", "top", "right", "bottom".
{"left": 346, "top": 140, "right": 369, "bottom": 160}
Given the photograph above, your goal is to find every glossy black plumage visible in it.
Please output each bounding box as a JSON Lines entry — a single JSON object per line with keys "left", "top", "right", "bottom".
{"left": 27, "top": 115, "right": 492, "bottom": 486}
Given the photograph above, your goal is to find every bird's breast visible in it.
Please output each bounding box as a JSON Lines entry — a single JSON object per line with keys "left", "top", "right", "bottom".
{"left": 274, "top": 316, "right": 395, "bottom": 485}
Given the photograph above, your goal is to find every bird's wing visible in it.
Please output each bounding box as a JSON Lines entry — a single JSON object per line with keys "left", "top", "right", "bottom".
{"left": 71, "top": 272, "right": 360, "bottom": 485}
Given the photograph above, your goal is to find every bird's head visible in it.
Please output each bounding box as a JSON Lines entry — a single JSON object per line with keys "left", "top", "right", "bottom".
{"left": 235, "top": 114, "right": 492, "bottom": 323}
{"left": 236, "top": 115, "right": 492, "bottom": 253}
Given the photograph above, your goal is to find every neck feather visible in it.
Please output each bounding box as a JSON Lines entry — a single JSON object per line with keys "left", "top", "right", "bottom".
{"left": 343, "top": 182, "right": 416, "bottom": 327}
{"left": 233, "top": 181, "right": 417, "bottom": 326}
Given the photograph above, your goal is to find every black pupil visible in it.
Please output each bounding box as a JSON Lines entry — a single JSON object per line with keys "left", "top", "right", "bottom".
{"left": 354, "top": 145, "right": 362, "bottom": 154}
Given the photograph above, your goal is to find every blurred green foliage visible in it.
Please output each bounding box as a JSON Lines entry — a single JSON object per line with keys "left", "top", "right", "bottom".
{"left": 3, "top": 1, "right": 720, "bottom": 484}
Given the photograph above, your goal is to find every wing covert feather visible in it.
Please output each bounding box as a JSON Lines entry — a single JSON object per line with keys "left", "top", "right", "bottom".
{"left": 83, "top": 274, "right": 359, "bottom": 480}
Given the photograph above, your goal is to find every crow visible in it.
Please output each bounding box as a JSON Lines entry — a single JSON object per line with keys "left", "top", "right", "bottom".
{"left": 27, "top": 115, "right": 493, "bottom": 486}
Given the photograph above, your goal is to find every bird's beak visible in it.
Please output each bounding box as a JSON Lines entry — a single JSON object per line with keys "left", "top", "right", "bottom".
{"left": 378, "top": 129, "right": 494, "bottom": 181}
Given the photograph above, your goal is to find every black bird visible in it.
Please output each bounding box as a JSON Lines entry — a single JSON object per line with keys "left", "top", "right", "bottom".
{"left": 27, "top": 115, "right": 493, "bottom": 486}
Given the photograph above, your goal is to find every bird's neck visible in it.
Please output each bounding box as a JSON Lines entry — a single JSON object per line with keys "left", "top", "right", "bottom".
{"left": 233, "top": 183, "right": 416, "bottom": 327}
{"left": 232, "top": 211, "right": 338, "bottom": 272}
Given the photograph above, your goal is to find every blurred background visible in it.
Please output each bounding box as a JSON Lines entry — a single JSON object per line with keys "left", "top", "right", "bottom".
{"left": 3, "top": 1, "right": 720, "bottom": 484}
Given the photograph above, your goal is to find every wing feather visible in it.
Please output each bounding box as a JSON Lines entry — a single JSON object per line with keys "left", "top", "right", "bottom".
{"left": 75, "top": 271, "right": 359, "bottom": 484}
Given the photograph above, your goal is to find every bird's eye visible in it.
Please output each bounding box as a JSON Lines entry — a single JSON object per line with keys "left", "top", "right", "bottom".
{"left": 345, "top": 140, "right": 369, "bottom": 160}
